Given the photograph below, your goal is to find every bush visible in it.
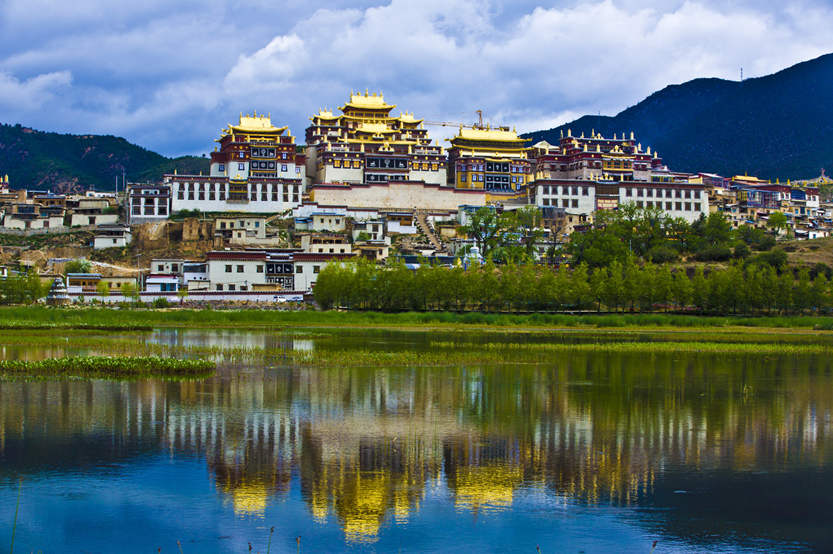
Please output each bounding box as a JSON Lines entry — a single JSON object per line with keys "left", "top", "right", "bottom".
{"left": 647, "top": 245, "right": 678, "bottom": 263}
{"left": 694, "top": 245, "right": 733, "bottom": 262}
{"left": 811, "top": 263, "right": 832, "bottom": 279}
{"left": 152, "top": 298, "right": 170, "bottom": 309}
{"left": 755, "top": 235, "right": 776, "bottom": 251}
{"left": 733, "top": 243, "right": 751, "bottom": 259}
{"left": 753, "top": 248, "right": 788, "bottom": 268}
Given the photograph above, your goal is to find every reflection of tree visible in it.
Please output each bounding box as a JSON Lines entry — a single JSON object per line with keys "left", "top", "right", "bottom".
{"left": 2, "top": 350, "right": 833, "bottom": 548}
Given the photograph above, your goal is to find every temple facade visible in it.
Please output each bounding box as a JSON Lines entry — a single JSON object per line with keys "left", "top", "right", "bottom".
{"left": 447, "top": 126, "right": 531, "bottom": 191}
{"left": 166, "top": 113, "right": 307, "bottom": 214}
{"left": 305, "top": 91, "right": 446, "bottom": 186}
{"left": 530, "top": 130, "right": 663, "bottom": 182}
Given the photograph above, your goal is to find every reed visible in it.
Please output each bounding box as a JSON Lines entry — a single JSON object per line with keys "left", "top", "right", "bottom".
{"left": 0, "top": 356, "right": 215, "bottom": 380}
{"left": 9, "top": 478, "right": 21, "bottom": 554}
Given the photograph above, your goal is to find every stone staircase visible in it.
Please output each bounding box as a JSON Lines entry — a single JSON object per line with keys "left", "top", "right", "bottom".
{"left": 415, "top": 210, "right": 445, "bottom": 253}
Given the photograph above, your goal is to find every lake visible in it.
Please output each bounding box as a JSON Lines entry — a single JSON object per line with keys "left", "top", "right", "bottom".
{"left": 1, "top": 327, "right": 832, "bottom": 552}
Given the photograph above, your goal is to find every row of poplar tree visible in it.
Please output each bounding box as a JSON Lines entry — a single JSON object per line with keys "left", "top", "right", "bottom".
{"left": 313, "top": 259, "right": 833, "bottom": 314}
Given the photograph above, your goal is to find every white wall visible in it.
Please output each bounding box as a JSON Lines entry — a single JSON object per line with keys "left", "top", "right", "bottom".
{"left": 319, "top": 165, "right": 363, "bottom": 184}
{"left": 71, "top": 213, "right": 118, "bottom": 227}
{"left": 207, "top": 259, "right": 266, "bottom": 291}
{"left": 536, "top": 183, "right": 596, "bottom": 215}
{"left": 93, "top": 234, "right": 130, "bottom": 249}
{"left": 619, "top": 187, "right": 708, "bottom": 223}
{"left": 171, "top": 180, "right": 304, "bottom": 213}
{"left": 311, "top": 181, "right": 486, "bottom": 211}
{"left": 71, "top": 290, "right": 306, "bottom": 304}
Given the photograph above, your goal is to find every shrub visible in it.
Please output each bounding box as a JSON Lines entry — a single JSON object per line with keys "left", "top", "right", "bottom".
{"left": 694, "top": 245, "right": 732, "bottom": 262}
{"left": 152, "top": 297, "right": 171, "bottom": 309}
{"left": 733, "top": 243, "right": 751, "bottom": 259}
{"left": 753, "top": 249, "right": 788, "bottom": 268}
{"left": 647, "top": 245, "right": 678, "bottom": 263}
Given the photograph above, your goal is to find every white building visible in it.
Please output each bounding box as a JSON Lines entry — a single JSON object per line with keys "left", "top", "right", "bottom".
{"left": 93, "top": 225, "right": 131, "bottom": 249}
{"left": 206, "top": 251, "right": 267, "bottom": 292}
{"left": 183, "top": 261, "right": 209, "bottom": 291}
{"left": 165, "top": 113, "right": 307, "bottom": 215}
{"left": 310, "top": 212, "right": 347, "bottom": 232}
{"left": 292, "top": 253, "right": 355, "bottom": 292}
{"left": 144, "top": 274, "right": 180, "bottom": 292}
{"left": 127, "top": 184, "right": 171, "bottom": 224}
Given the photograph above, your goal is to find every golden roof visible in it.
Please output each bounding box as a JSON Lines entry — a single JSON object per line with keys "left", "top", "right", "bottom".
{"left": 340, "top": 91, "right": 395, "bottom": 111}
{"left": 357, "top": 123, "right": 395, "bottom": 135}
{"left": 225, "top": 113, "right": 287, "bottom": 135}
{"left": 396, "top": 112, "right": 423, "bottom": 124}
{"left": 451, "top": 127, "right": 529, "bottom": 144}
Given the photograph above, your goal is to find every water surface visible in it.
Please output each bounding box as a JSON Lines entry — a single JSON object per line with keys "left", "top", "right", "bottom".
{"left": 1, "top": 327, "right": 832, "bottom": 552}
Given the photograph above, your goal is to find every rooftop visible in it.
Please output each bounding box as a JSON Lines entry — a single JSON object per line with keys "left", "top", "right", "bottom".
{"left": 224, "top": 113, "right": 288, "bottom": 136}
{"left": 451, "top": 126, "right": 529, "bottom": 144}
{"left": 340, "top": 91, "right": 395, "bottom": 111}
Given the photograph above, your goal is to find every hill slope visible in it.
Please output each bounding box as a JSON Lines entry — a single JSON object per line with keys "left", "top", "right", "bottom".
{"left": 523, "top": 53, "right": 833, "bottom": 179}
{"left": 0, "top": 124, "right": 208, "bottom": 191}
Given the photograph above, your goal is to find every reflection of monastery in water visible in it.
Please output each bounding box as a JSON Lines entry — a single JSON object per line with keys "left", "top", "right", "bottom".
{"left": 1, "top": 352, "right": 831, "bottom": 543}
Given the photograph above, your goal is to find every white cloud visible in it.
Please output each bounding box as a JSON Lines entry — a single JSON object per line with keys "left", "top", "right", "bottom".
{"left": 223, "top": 0, "right": 833, "bottom": 143}
{"left": 1, "top": 0, "right": 832, "bottom": 156}
{"left": 0, "top": 71, "right": 72, "bottom": 111}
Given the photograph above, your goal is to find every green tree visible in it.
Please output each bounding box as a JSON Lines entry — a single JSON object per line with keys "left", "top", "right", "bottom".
{"left": 462, "top": 207, "right": 502, "bottom": 259}
{"left": 671, "top": 269, "right": 693, "bottom": 309}
{"left": 767, "top": 211, "right": 789, "bottom": 236}
{"left": 96, "top": 280, "right": 110, "bottom": 297}
{"left": 120, "top": 281, "right": 139, "bottom": 303}
{"left": 65, "top": 259, "right": 92, "bottom": 274}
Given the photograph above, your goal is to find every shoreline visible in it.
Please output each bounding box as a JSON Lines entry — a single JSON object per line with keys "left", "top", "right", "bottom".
{"left": 3, "top": 305, "right": 833, "bottom": 333}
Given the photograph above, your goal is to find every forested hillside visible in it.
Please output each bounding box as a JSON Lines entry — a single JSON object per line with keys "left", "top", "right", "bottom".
{"left": 0, "top": 124, "right": 208, "bottom": 191}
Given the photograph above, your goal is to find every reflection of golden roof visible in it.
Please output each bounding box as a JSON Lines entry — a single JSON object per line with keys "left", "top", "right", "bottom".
{"left": 341, "top": 91, "right": 395, "bottom": 111}
{"left": 228, "top": 481, "right": 269, "bottom": 516}
{"left": 341, "top": 472, "right": 387, "bottom": 543}
{"left": 225, "top": 113, "right": 287, "bottom": 135}
{"left": 451, "top": 127, "right": 529, "bottom": 144}
{"left": 453, "top": 465, "right": 523, "bottom": 512}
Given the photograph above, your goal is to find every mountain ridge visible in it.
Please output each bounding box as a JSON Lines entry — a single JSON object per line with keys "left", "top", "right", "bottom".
{"left": 0, "top": 123, "right": 209, "bottom": 192}
{"left": 522, "top": 53, "right": 833, "bottom": 180}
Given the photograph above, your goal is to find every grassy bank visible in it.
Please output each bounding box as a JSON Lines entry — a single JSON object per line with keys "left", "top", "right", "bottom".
{"left": 0, "top": 356, "right": 215, "bottom": 381}
{"left": 4, "top": 306, "right": 833, "bottom": 331}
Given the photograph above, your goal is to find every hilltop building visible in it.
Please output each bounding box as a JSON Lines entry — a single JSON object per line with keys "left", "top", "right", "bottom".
{"left": 530, "top": 130, "right": 664, "bottom": 182}
{"left": 447, "top": 126, "right": 531, "bottom": 191}
{"left": 164, "top": 113, "right": 306, "bottom": 214}
{"left": 305, "top": 91, "right": 446, "bottom": 186}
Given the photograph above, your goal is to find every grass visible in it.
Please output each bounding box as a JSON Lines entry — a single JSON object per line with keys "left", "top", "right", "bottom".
{"left": 0, "top": 356, "right": 215, "bottom": 381}
{"left": 1, "top": 327, "right": 832, "bottom": 371}
{"left": 4, "top": 306, "right": 833, "bottom": 332}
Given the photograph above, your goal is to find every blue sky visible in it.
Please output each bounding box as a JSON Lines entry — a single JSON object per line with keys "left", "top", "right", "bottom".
{"left": 1, "top": 0, "right": 832, "bottom": 157}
